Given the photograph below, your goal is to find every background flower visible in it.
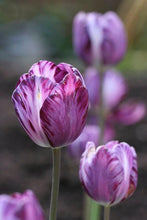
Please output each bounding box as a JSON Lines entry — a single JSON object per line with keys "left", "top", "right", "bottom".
{"left": 0, "top": 190, "right": 45, "bottom": 220}
{"left": 67, "top": 124, "right": 115, "bottom": 160}
{"left": 84, "top": 67, "right": 146, "bottom": 126}
{"left": 73, "top": 11, "right": 127, "bottom": 65}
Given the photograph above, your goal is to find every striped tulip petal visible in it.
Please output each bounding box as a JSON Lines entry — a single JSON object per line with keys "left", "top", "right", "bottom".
{"left": 12, "top": 76, "right": 55, "bottom": 147}
{"left": 40, "top": 73, "right": 88, "bottom": 147}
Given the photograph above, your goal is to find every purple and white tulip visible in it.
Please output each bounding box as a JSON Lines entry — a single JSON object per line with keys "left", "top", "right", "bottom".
{"left": 0, "top": 190, "right": 45, "bottom": 220}
{"left": 12, "top": 60, "right": 89, "bottom": 148}
{"left": 79, "top": 141, "right": 138, "bottom": 206}
{"left": 67, "top": 124, "right": 115, "bottom": 160}
{"left": 73, "top": 11, "right": 127, "bottom": 65}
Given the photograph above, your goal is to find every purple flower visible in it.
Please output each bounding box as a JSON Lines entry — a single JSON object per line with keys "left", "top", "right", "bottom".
{"left": 84, "top": 67, "right": 146, "bottom": 125}
{"left": 73, "top": 11, "right": 127, "bottom": 65}
{"left": 67, "top": 124, "right": 115, "bottom": 160}
{"left": 110, "top": 100, "right": 146, "bottom": 125}
{"left": 79, "top": 141, "right": 138, "bottom": 206}
{"left": 0, "top": 190, "right": 45, "bottom": 220}
{"left": 12, "top": 60, "right": 89, "bottom": 148}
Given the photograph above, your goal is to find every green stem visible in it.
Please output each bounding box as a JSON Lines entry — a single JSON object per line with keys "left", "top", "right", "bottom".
{"left": 104, "top": 206, "right": 110, "bottom": 220}
{"left": 84, "top": 194, "right": 91, "bottom": 220}
{"left": 84, "top": 195, "right": 100, "bottom": 220}
{"left": 49, "top": 148, "right": 61, "bottom": 220}
{"left": 90, "top": 200, "right": 101, "bottom": 220}
{"left": 99, "top": 65, "right": 105, "bottom": 145}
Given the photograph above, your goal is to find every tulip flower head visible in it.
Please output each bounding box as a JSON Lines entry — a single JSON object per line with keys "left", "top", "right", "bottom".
{"left": 0, "top": 190, "right": 45, "bottom": 220}
{"left": 79, "top": 141, "right": 138, "bottom": 206}
{"left": 12, "top": 60, "right": 89, "bottom": 148}
{"left": 73, "top": 11, "right": 127, "bottom": 65}
{"left": 84, "top": 67, "right": 146, "bottom": 125}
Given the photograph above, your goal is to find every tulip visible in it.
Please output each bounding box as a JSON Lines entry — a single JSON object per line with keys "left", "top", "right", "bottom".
{"left": 73, "top": 11, "right": 127, "bottom": 65}
{"left": 12, "top": 60, "right": 89, "bottom": 148}
{"left": 0, "top": 190, "right": 45, "bottom": 220}
{"left": 67, "top": 124, "right": 115, "bottom": 160}
{"left": 84, "top": 67, "right": 146, "bottom": 125}
{"left": 79, "top": 141, "right": 138, "bottom": 206}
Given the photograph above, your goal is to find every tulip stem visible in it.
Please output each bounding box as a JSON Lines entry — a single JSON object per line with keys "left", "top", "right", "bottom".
{"left": 49, "top": 148, "right": 61, "bottom": 220}
{"left": 99, "top": 65, "right": 105, "bottom": 145}
{"left": 104, "top": 206, "right": 110, "bottom": 220}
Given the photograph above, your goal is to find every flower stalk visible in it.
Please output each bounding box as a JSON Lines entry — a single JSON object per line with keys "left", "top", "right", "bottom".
{"left": 99, "top": 65, "right": 105, "bottom": 145}
{"left": 104, "top": 206, "right": 110, "bottom": 220}
{"left": 49, "top": 148, "right": 61, "bottom": 220}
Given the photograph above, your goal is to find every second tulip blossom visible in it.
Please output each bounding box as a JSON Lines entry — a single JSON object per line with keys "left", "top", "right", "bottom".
{"left": 12, "top": 60, "right": 89, "bottom": 148}
{"left": 73, "top": 11, "right": 127, "bottom": 65}
{"left": 79, "top": 141, "right": 138, "bottom": 206}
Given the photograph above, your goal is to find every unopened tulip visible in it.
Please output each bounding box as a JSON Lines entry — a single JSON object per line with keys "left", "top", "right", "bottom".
{"left": 73, "top": 11, "right": 127, "bottom": 65}
{"left": 0, "top": 190, "right": 45, "bottom": 220}
{"left": 79, "top": 141, "right": 138, "bottom": 206}
{"left": 12, "top": 60, "right": 88, "bottom": 148}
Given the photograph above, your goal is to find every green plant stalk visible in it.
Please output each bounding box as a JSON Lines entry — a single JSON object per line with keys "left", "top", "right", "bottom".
{"left": 84, "top": 65, "right": 105, "bottom": 220}
{"left": 99, "top": 65, "right": 105, "bottom": 145}
{"left": 49, "top": 148, "right": 61, "bottom": 220}
{"left": 104, "top": 206, "right": 110, "bottom": 220}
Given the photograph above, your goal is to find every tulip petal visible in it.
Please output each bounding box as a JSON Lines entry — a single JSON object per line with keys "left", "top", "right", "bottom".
{"left": 58, "top": 63, "right": 85, "bottom": 85}
{"left": 73, "top": 12, "right": 93, "bottom": 65}
{"left": 101, "top": 11, "right": 127, "bottom": 64}
{"left": 109, "top": 142, "right": 135, "bottom": 204}
{"left": 103, "top": 70, "right": 127, "bottom": 110}
{"left": 40, "top": 73, "right": 88, "bottom": 147}
{"left": 126, "top": 147, "right": 138, "bottom": 198}
{"left": 29, "top": 60, "right": 58, "bottom": 82}
{"left": 84, "top": 67, "right": 100, "bottom": 107}
{"left": 12, "top": 76, "right": 55, "bottom": 147}
{"left": 112, "top": 100, "right": 146, "bottom": 125}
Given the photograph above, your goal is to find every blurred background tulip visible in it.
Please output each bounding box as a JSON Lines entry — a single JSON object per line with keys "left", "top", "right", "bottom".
{"left": 84, "top": 67, "right": 146, "bottom": 127}
{"left": 0, "top": 190, "right": 45, "bottom": 220}
{"left": 73, "top": 11, "right": 127, "bottom": 65}
{"left": 67, "top": 124, "right": 115, "bottom": 160}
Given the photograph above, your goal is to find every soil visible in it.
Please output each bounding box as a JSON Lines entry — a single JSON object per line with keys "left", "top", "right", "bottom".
{"left": 0, "top": 68, "right": 147, "bottom": 220}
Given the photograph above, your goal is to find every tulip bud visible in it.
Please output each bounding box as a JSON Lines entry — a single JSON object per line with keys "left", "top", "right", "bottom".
{"left": 79, "top": 141, "right": 137, "bottom": 206}
{"left": 12, "top": 60, "right": 89, "bottom": 148}
{"left": 73, "top": 11, "right": 127, "bottom": 65}
{"left": 0, "top": 190, "right": 45, "bottom": 220}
